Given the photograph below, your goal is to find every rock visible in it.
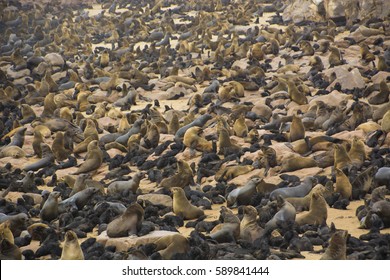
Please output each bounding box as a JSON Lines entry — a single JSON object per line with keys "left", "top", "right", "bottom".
{"left": 96, "top": 230, "right": 177, "bottom": 251}
{"left": 138, "top": 194, "right": 173, "bottom": 207}
{"left": 309, "top": 90, "right": 351, "bottom": 107}
{"left": 44, "top": 53, "right": 64, "bottom": 67}
{"left": 372, "top": 72, "right": 390, "bottom": 84}
{"left": 324, "top": 66, "right": 365, "bottom": 90}
{"left": 324, "top": 0, "right": 345, "bottom": 18}
{"left": 282, "top": 0, "right": 324, "bottom": 23}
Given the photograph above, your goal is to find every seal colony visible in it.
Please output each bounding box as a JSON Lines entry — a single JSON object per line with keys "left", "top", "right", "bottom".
{"left": 0, "top": 0, "right": 390, "bottom": 260}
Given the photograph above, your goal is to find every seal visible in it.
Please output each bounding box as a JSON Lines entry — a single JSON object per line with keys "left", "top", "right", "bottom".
{"left": 154, "top": 234, "right": 190, "bottom": 260}
{"left": 263, "top": 195, "right": 296, "bottom": 235}
{"left": 23, "top": 143, "right": 55, "bottom": 172}
{"left": 280, "top": 155, "right": 317, "bottom": 172}
{"left": 172, "top": 187, "right": 204, "bottom": 220}
{"left": 174, "top": 114, "right": 212, "bottom": 141}
{"left": 106, "top": 202, "right": 144, "bottom": 238}
{"left": 0, "top": 146, "right": 26, "bottom": 158}
{"left": 72, "top": 140, "right": 103, "bottom": 175}
{"left": 159, "top": 160, "right": 194, "bottom": 189}
{"left": 0, "top": 238, "right": 22, "bottom": 260}
{"left": 289, "top": 114, "right": 305, "bottom": 142}
{"left": 227, "top": 177, "right": 261, "bottom": 207}
{"left": 40, "top": 191, "right": 60, "bottom": 223}
{"left": 286, "top": 182, "right": 333, "bottom": 211}
{"left": 287, "top": 79, "right": 308, "bottom": 105}
{"left": 240, "top": 205, "right": 263, "bottom": 243}
{"left": 52, "top": 132, "right": 71, "bottom": 161}
{"left": 183, "top": 126, "right": 213, "bottom": 153}
{"left": 69, "top": 174, "right": 89, "bottom": 197}
{"left": 320, "top": 230, "right": 348, "bottom": 260}
{"left": 210, "top": 206, "right": 240, "bottom": 243}
{"left": 270, "top": 176, "right": 317, "bottom": 200}
{"left": 60, "top": 230, "right": 84, "bottom": 260}
{"left": 32, "top": 130, "right": 44, "bottom": 158}
{"left": 233, "top": 114, "right": 248, "bottom": 137}
{"left": 0, "top": 221, "right": 14, "bottom": 245}
{"left": 295, "top": 191, "right": 328, "bottom": 226}
{"left": 218, "top": 127, "right": 242, "bottom": 156}
{"left": 107, "top": 172, "right": 145, "bottom": 195}
{"left": 58, "top": 187, "right": 99, "bottom": 214}
{"left": 335, "top": 168, "right": 352, "bottom": 200}
{"left": 215, "top": 165, "right": 254, "bottom": 182}
{"left": 348, "top": 137, "right": 365, "bottom": 169}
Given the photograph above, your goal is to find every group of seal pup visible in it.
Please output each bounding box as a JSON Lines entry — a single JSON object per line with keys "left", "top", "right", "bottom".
{"left": 0, "top": 0, "right": 390, "bottom": 260}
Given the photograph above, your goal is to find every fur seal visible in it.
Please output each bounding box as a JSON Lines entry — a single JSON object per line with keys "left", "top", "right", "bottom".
{"left": 286, "top": 182, "right": 333, "bottom": 211}
{"left": 263, "top": 196, "right": 296, "bottom": 235}
{"left": 69, "top": 174, "right": 89, "bottom": 197}
{"left": 295, "top": 191, "right": 328, "bottom": 226}
{"left": 32, "top": 130, "right": 44, "bottom": 158}
{"left": 215, "top": 165, "right": 254, "bottom": 182}
{"left": 172, "top": 187, "right": 204, "bottom": 220}
{"left": 72, "top": 140, "right": 103, "bottom": 175}
{"left": 154, "top": 234, "right": 189, "bottom": 260}
{"left": 289, "top": 114, "right": 305, "bottom": 142}
{"left": 52, "top": 132, "right": 71, "bottom": 161}
{"left": 287, "top": 79, "right": 308, "bottom": 105}
{"left": 107, "top": 172, "right": 145, "bottom": 195}
{"left": 280, "top": 155, "right": 317, "bottom": 172}
{"left": 0, "top": 146, "right": 26, "bottom": 158}
{"left": 227, "top": 177, "right": 260, "bottom": 207}
{"left": 210, "top": 206, "right": 240, "bottom": 243}
{"left": 40, "top": 191, "right": 60, "bottom": 222}
{"left": 159, "top": 160, "right": 194, "bottom": 189}
{"left": 320, "top": 230, "right": 348, "bottom": 260}
{"left": 183, "top": 126, "right": 213, "bottom": 153}
{"left": 58, "top": 187, "right": 99, "bottom": 214}
{"left": 106, "top": 202, "right": 144, "bottom": 238}
{"left": 233, "top": 114, "right": 248, "bottom": 137}
{"left": 174, "top": 114, "right": 212, "bottom": 141}
{"left": 60, "top": 230, "right": 84, "bottom": 260}
{"left": 0, "top": 221, "right": 14, "bottom": 245}
{"left": 334, "top": 144, "right": 352, "bottom": 170}
{"left": 23, "top": 143, "right": 55, "bottom": 171}
{"left": 270, "top": 177, "right": 317, "bottom": 200}
{"left": 0, "top": 239, "right": 22, "bottom": 260}
{"left": 218, "top": 127, "right": 242, "bottom": 156}
{"left": 240, "top": 205, "right": 263, "bottom": 243}
{"left": 335, "top": 168, "right": 352, "bottom": 200}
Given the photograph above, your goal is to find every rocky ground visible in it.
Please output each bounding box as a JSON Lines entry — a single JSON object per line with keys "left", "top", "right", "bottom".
{"left": 0, "top": 0, "right": 390, "bottom": 260}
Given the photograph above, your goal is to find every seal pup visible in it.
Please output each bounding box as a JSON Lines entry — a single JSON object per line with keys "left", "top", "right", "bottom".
{"left": 227, "top": 177, "right": 260, "bottom": 207}
{"left": 106, "top": 202, "right": 144, "bottom": 238}
{"left": 107, "top": 172, "right": 145, "bottom": 195}
{"left": 60, "top": 230, "right": 84, "bottom": 260}
{"left": 320, "top": 229, "right": 348, "bottom": 260}
{"left": 40, "top": 191, "right": 60, "bottom": 223}
{"left": 240, "top": 205, "right": 263, "bottom": 243}
{"left": 72, "top": 140, "right": 103, "bottom": 175}
{"left": 172, "top": 187, "right": 204, "bottom": 220}
{"left": 295, "top": 191, "right": 328, "bottom": 226}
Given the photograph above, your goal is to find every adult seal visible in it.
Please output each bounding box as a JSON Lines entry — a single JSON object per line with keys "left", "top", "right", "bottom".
{"left": 172, "top": 187, "right": 204, "bottom": 220}
{"left": 60, "top": 230, "right": 84, "bottom": 260}
{"left": 270, "top": 177, "right": 317, "bottom": 200}
{"left": 227, "top": 177, "right": 261, "bottom": 207}
{"left": 106, "top": 202, "right": 144, "bottom": 238}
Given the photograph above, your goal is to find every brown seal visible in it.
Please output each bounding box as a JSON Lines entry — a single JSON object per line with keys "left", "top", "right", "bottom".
{"left": 172, "top": 187, "right": 204, "bottom": 220}
{"left": 40, "top": 191, "right": 60, "bottom": 222}
{"left": 0, "top": 146, "right": 26, "bottom": 159}
{"left": 159, "top": 160, "right": 194, "bottom": 189}
{"left": 210, "top": 206, "right": 240, "bottom": 243}
{"left": 233, "top": 114, "right": 248, "bottom": 137}
{"left": 106, "top": 202, "right": 144, "bottom": 238}
{"left": 335, "top": 167, "right": 352, "bottom": 200}
{"left": 263, "top": 196, "right": 296, "bottom": 235}
{"left": 60, "top": 230, "right": 84, "bottom": 260}
{"left": 348, "top": 137, "right": 365, "bottom": 169}
{"left": 52, "top": 132, "right": 70, "bottom": 161}
{"left": 215, "top": 165, "right": 254, "bottom": 182}
{"left": 289, "top": 114, "right": 305, "bottom": 142}
{"left": 240, "top": 205, "right": 263, "bottom": 242}
{"left": 72, "top": 140, "right": 103, "bottom": 175}
{"left": 69, "top": 174, "right": 89, "bottom": 197}
{"left": 287, "top": 79, "right": 308, "bottom": 105}
{"left": 32, "top": 130, "right": 44, "bottom": 158}
{"left": 183, "top": 126, "right": 213, "bottom": 153}
{"left": 295, "top": 191, "right": 328, "bottom": 226}
{"left": 0, "top": 238, "right": 22, "bottom": 260}
{"left": 227, "top": 177, "right": 260, "bottom": 207}
{"left": 280, "top": 155, "right": 317, "bottom": 173}
{"left": 320, "top": 229, "right": 348, "bottom": 260}
{"left": 0, "top": 221, "right": 14, "bottom": 245}
{"left": 154, "top": 234, "right": 190, "bottom": 260}
{"left": 23, "top": 143, "right": 55, "bottom": 171}
{"left": 107, "top": 172, "right": 145, "bottom": 195}
{"left": 218, "top": 127, "right": 242, "bottom": 156}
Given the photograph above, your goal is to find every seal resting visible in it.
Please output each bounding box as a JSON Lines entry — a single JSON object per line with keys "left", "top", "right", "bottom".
{"left": 106, "top": 202, "right": 144, "bottom": 238}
